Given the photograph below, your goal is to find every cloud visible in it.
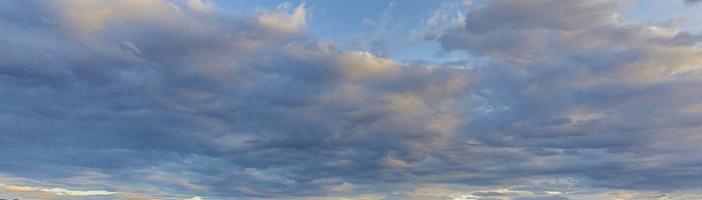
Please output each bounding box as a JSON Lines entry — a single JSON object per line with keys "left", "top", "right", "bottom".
{"left": 436, "top": 0, "right": 702, "bottom": 192}
{"left": 258, "top": 2, "right": 307, "bottom": 34}
{"left": 1, "top": 185, "right": 115, "bottom": 196}
{"left": 45, "top": 0, "right": 182, "bottom": 40}
{"left": 186, "top": 0, "right": 214, "bottom": 13}
{"left": 0, "top": 0, "right": 474, "bottom": 198}
{"left": 411, "top": 0, "right": 469, "bottom": 40}
{"left": 1, "top": 0, "right": 702, "bottom": 199}
{"left": 0, "top": 173, "right": 116, "bottom": 199}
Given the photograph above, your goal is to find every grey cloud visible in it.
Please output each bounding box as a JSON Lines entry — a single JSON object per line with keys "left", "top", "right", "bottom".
{"left": 1, "top": 0, "right": 702, "bottom": 199}
{"left": 438, "top": 0, "right": 702, "bottom": 193}
{"left": 0, "top": 0, "right": 476, "bottom": 198}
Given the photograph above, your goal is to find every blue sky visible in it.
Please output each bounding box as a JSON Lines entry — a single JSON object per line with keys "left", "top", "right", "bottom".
{"left": 217, "top": 0, "right": 473, "bottom": 62}
{"left": 1, "top": 0, "right": 702, "bottom": 199}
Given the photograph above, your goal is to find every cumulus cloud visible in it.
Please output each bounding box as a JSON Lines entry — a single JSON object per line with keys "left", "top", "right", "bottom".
{"left": 258, "top": 2, "right": 307, "bottom": 34}
{"left": 437, "top": 0, "right": 702, "bottom": 192}
{"left": 186, "top": 0, "right": 214, "bottom": 13}
{"left": 0, "top": 0, "right": 473, "bottom": 198}
{"left": 1, "top": 0, "right": 702, "bottom": 199}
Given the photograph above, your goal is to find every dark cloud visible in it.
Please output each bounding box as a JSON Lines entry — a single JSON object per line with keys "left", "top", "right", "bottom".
{"left": 1, "top": 0, "right": 702, "bottom": 199}
{"left": 439, "top": 0, "right": 702, "bottom": 193}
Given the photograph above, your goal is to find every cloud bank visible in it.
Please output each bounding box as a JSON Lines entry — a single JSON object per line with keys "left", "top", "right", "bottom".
{"left": 1, "top": 0, "right": 702, "bottom": 199}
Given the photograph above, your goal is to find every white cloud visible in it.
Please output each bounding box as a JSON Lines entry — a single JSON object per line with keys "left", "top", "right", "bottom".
{"left": 0, "top": 184, "right": 115, "bottom": 196}
{"left": 258, "top": 2, "right": 307, "bottom": 33}
{"left": 186, "top": 0, "right": 214, "bottom": 13}
{"left": 187, "top": 196, "right": 203, "bottom": 200}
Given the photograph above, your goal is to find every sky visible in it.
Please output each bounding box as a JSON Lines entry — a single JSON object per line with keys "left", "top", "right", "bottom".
{"left": 1, "top": 0, "right": 702, "bottom": 199}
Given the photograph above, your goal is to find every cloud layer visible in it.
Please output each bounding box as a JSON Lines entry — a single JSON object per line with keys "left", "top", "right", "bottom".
{"left": 1, "top": 0, "right": 702, "bottom": 199}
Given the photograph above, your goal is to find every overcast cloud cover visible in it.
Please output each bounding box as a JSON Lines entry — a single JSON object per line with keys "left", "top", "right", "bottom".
{"left": 1, "top": 0, "right": 702, "bottom": 199}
